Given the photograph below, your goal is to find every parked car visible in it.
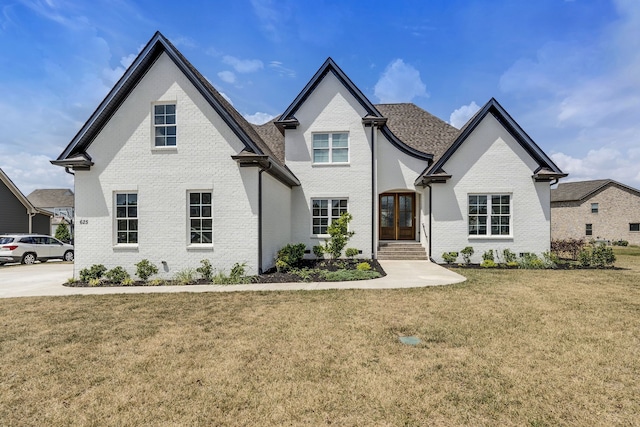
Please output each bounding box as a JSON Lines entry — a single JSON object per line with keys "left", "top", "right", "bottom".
{"left": 0, "top": 234, "right": 74, "bottom": 265}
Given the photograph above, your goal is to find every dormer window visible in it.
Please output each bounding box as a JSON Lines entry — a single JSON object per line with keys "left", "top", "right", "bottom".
{"left": 312, "top": 132, "right": 349, "bottom": 163}
{"left": 154, "top": 104, "right": 176, "bottom": 147}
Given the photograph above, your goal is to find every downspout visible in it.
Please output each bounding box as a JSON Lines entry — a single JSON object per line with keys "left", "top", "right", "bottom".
{"left": 257, "top": 163, "right": 272, "bottom": 274}
{"left": 426, "top": 183, "right": 435, "bottom": 263}
{"left": 371, "top": 123, "right": 376, "bottom": 259}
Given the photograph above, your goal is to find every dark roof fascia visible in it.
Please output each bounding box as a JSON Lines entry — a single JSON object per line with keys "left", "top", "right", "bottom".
{"left": 55, "top": 32, "right": 267, "bottom": 164}
{"left": 532, "top": 166, "right": 568, "bottom": 182}
{"left": 415, "top": 98, "right": 565, "bottom": 185}
{"left": 276, "top": 57, "right": 383, "bottom": 126}
{"left": 231, "top": 153, "right": 300, "bottom": 188}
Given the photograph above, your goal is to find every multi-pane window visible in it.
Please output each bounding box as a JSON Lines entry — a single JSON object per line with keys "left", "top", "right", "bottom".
{"left": 116, "top": 193, "right": 138, "bottom": 244}
{"left": 189, "top": 192, "right": 212, "bottom": 244}
{"left": 591, "top": 203, "right": 599, "bottom": 213}
{"left": 630, "top": 223, "right": 640, "bottom": 232}
{"left": 154, "top": 104, "right": 176, "bottom": 146}
{"left": 586, "top": 224, "right": 593, "bottom": 236}
{"left": 312, "top": 198, "right": 347, "bottom": 235}
{"left": 312, "top": 133, "right": 349, "bottom": 163}
{"left": 468, "top": 194, "right": 511, "bottom": 236}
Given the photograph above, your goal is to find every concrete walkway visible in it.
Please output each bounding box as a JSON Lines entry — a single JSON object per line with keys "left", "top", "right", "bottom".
{"left": 0, "top": 260, "right": 466, "bottom": 298}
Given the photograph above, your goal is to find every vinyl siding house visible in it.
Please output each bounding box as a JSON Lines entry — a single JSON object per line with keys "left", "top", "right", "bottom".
{"left": 551, "top": 179, "right": 640, "bottom": 245}
{"left": 27, "top": 188, "right": 75, "bottom": 236}
{"left": 53, "top": 32, "right": 566, "bottom": 278}
{"left": 0, "top": 168, "right": 52, "bottom": 235}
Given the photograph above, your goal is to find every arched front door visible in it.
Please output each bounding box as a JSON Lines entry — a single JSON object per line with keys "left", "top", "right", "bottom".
{"left": 379, "top": 192, "right": 415, "bottom": 240}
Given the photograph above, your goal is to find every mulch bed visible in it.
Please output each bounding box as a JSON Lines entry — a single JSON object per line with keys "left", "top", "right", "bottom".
{"left": 65, "top": 259, "right": 385, "bottom": 287}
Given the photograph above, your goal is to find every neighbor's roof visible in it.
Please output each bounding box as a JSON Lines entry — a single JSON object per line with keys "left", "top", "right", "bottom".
{"left": 27, "top": 189, "right": 74, "bottom": 208}
{"left": 253, "top": 103, "right": 459, "bottom": 165}
{"left": 551, "top": 179, "right": 640, "bottom": 202}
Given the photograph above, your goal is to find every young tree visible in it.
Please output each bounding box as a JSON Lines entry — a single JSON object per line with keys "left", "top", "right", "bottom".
{"left": 55, "top": 221, "right": 71, "bottom": 242}
{"left": 322, "top": 212, "right": 355, "bottom": 259}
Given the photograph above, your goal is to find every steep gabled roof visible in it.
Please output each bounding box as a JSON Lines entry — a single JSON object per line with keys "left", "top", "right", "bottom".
{"left": 0, "top": 168, "right": 52, "bottom": 216}
{"left": 27, "top": 189, "right": 75, "bottom": 208}
{"left": 551, "top": 179, "right": 640, "bottom": 202}
{"left": 415, "top": 98, "right": 567, "bottom": 186}
{"left": 53, "top": 32, "right": 298, "bottom": 186}
{"left": 274, "top": 58, "right": 431, "bottom": 161}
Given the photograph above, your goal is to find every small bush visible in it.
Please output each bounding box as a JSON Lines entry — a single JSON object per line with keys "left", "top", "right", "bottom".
{"left": 322, "top": 212, "right": 355, "bottom": 259}
{"left": 149, "top": 279, "right": 164, "bottom": 286}
{"left": 480, "top": 259, "right": 496, "bottom": 268}
{"left": 214, "top": 263, "right": 251, "bottom": 285}
{"left": 502, "top": 249, "right": 517, "bottom": 264}
{"left": 356, "top": 262, "right": 371, "bottom": 271}
{"left": 551, "top": 238, "right": 585, "bottom": 260}
{"left": 613, "top": 240, "right": 629, "bottom": 247}
{"left": 135, "top": 259, "right": 158, "bottom": 281}
{"left": 196, "top": 259, "right": 213, "bottom": 281}
{"left": 55, "top": 222, "right": 72, "bottom": 243}
{"left": 442, "top": 251, "right": 458, "bottom": 264}
{"left": 518, "top": 253, "right": 545, "bottom": 269}
{"left": 121, "top": 278, "right": 135, "bottom": 286}
{"left": 578, "top": 249, "right": 592, "bottom": 267}
{"left": 88, "top": 278, "right": 101, "bottom": 287}
{"left": 105, "top": 266, "right": 130, "bottom": 283}
{"left": 482, "top": 249, "right": 495, "bottom": 262}
{"left": 79, "top": 264, "right": 107, "bottom": 282}
{"left": 312, "top": 245, "right": 324, "bottom": 259}
{"left": 591, "top": 245, "right": 616, "bottom": 268}
{"left": 174, "top": 269, "right": 198, "bottom": 285}
{"left": 345, "top": 248, "right": 359, "bottom": 259}
{"left": 461, "top": 246, "right": 474, "bottom": 265}
{"left": 276, "top": 243, "right": 306, "bottom": 272}
{"left": 542, "top": 251, "right": 559, "bottom": 269}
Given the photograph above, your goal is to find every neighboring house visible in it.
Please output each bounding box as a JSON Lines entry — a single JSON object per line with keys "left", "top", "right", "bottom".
{"left": 0, "top": 168, "right": 52, "bottom": 235}
{"left": 27, "top": 189, "right": 75, "bottom": 236}
{"left": 551, "top": 179, "right": 640, "bottom": 245}
{"left": 52, "top": 32, "right": 566, "bottom": 278}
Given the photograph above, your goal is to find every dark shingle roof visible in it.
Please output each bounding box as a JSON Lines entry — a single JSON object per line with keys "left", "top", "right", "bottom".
{"left": 27, "top": 189, "right": 74, "bottom": 208}
{"left": 251, "top": 103, "right": 460, "bottom": 164}
{"left": 551, "top": 179, "right": 640, "bottom": 202}
{"left": 375, "top": 104, "right": 460, "bottom": 163}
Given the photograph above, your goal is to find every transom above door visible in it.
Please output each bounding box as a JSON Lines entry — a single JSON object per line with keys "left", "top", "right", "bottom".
{"left": 379, "top": 192, "right": 415, "bottom": 240}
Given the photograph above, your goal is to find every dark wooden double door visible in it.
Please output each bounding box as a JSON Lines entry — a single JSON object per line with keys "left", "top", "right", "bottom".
{"left": 379, "top": 193, "right": 415, "bottom": 240}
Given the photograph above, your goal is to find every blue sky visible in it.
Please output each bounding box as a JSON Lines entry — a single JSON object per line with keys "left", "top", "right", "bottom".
{"left": 1, "top": 0, "right": 639, "bottom": 194}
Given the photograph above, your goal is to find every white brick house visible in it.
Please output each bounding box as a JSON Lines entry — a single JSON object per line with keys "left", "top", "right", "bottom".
{"left": 53, "top": 32, "right": 566, "bottom": 278}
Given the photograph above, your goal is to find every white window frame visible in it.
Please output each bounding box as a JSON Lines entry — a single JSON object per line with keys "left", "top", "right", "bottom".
{"left": 312, "top": 132, "right": 349, "bottom": 164}
{"left": 153, "top": 102, "right": 177, "bottom": 148}
{"left": 468, "top": 194, "right": 512, "bottom": 238}
{"left": 311, "top": 198, "right": 348, "bottom": 236}
{"left": 115, "top": 192, "right": 138, "bottom": 245}
{"left": 188, "top": 191, "right": 213, "bottom": 246}
{"left": 591, "top": 203, "right": 599, "bottom": 214}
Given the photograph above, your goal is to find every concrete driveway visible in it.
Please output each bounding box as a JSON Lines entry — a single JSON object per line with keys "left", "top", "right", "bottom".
{"left": 0, "top": 260, "right": 466, "bottom": 298}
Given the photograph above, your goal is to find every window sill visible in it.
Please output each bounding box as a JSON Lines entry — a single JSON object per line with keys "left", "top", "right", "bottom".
{"left": 113, "top": 244, "right": 139, "bottom": 251}
{"left": 187, "top": 244, "right": 214, "bottom": 251}
{"left": 468, "top": 235, "right": 513, "bottom": 240}
{"left": 312, "top": 163, "right": 350, "bottom": 167}
{"left": 151, "top": 146, "right": 178, "bottom": 153}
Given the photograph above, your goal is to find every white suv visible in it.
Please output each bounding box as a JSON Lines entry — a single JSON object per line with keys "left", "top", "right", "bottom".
{"left": 0, "top": 234, "right": 74, "bottom": 265}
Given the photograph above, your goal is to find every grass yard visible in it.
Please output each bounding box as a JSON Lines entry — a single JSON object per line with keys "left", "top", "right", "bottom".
{"left": 1, "top": 249, "right": 639, "bottom": 426}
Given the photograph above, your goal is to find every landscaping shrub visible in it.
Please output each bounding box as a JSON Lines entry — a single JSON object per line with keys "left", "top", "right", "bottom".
{"left": 135, "top": 259, "right": 158, "bottom": 281}
{"left": 105, "top": 266, "right": 130, "bottom": 283}
{"left": 321, "top": 269, "right": 380, "bottom": 281}
{"left": 442, "top": 251, "right": 458, "bottom": 264}
{"left": 518, "top": 253, "right": 545, "bottom": 269}
{"left": 482, "top": 249, "right": 494, "bottom": 262}
{"left": 276, "top": 243, "right": 306, "bottom": 272}
{"left": 613, "top": 240, "right": 629, "bottom": 246}
{"left": 577, "top": 245, "right": 616, "bottom": 268}
{"left": 551, "top": 238, "right": 585, "bottom": 260}
{"left": 502, "top": 249, "right": 517, "bottom": 264}
{"left": 461, "top": 246, "right": 474, "bottom": 265}
{"left": 79, "top": 264, "right": 107, "bottom": 282}
{"left": 542, "top": 251, "right": 559, "bottom": 269}
{"left": 480, "top": 259, "right": 496, "bottom": 268}
{"left": 214, "top": 263, "right": 251, "bottom": 285}
{"left": 356, "top": 262, "right": 371, "bottom": 271}
{"left": 196, "top": 259, "right": 213, "bottom": 281}
{"left": 322, "top": 212, "right": 354, "bottom": 259}
{"left": 174, "top": 269, "right": 198, "bottom": 285}
{"left": 121, "top": 278, "right": 135, "bottom": 286}
{"left": 312, "top": 245, "right": 324, "bottom": 260}
{"left": 345, "top": 248, "right": 359, "bottom": 259}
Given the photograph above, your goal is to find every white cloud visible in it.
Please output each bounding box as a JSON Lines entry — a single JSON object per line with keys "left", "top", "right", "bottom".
{"left": 222, "top": 55, "right": 263, "bottom": 73}
{"left": 374, "top": 59, "right": 428, "bottom": 103}
{"left": 0, "top": 151, "right": 73, "bottom": 195}
{"left": 268, "top": 61, "right": 296, "bottom": 78}
{"left": 449, "top": 101, "right": 480, "bottom": 128}
{"left": 243, "top": 112, "right": 275, "bottom": 125}
{"left": 250, "top": 0, "right": 291, "bottom": 42}
{"left": 217, "top": 71, "right": 236, "bottom": 84}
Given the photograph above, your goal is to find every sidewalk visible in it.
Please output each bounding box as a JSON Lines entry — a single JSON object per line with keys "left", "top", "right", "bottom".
{"left": 0, "top": 260, "right": 466, "bottom": 298}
